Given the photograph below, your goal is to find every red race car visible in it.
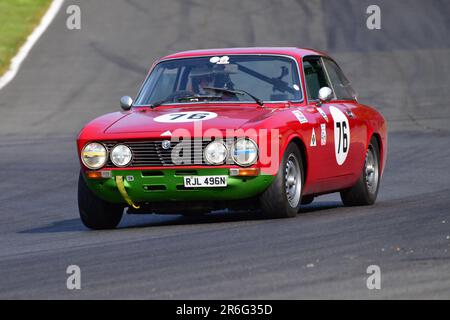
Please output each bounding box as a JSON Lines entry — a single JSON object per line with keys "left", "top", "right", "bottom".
{"left": 77, "top": 47, "right": 387, "bottom": 229}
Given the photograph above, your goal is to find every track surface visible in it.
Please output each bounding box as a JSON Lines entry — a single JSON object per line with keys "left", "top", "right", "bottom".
{"left": 0, "top": 0, "right": 449, "bottom": 299}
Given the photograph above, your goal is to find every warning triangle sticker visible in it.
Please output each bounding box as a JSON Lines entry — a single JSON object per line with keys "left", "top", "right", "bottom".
{"left": 310, "top": 128, "right": 317, "bottom": 147}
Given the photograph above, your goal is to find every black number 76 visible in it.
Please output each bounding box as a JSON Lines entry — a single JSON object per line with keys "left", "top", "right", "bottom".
{"left": 169, "top": 113, "right": 208, "bottom": 121}
{"left": 336, "top": 121, "right": 348, "bottom": 154}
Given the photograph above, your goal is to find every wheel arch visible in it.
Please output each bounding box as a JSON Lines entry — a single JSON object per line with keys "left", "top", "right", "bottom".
{"left": 285, "top": 135, "right": 308, "bottom": 184}
{"left": 370, "top": 131, "right": 384, "bottom": 173}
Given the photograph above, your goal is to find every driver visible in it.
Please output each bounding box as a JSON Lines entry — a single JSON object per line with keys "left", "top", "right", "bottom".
{"left": 189, "top": 64, "right": 238, "bottom": 95}
{"left": 189, "top": 66, "right": 215, "bottom": 94}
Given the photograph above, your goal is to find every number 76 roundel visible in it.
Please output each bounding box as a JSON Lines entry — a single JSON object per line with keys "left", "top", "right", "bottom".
{"left": 330, "top": 106, "right": 350, "bottom": 166}
{"left": 154, "top": 111, "right": 218, "bottom": 123}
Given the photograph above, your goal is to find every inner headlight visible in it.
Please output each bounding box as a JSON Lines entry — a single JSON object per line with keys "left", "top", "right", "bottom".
{"left": 232, "top": 138, "right": 258, "bottom": 166}
{"left": 111, "top": 144, "right": 133, "bottom": 167}
{"left": 81, "top": 142, "right": 107, "bottom": 170}
{"left": 204, "top": 141, "right": 228, "bottom": 165}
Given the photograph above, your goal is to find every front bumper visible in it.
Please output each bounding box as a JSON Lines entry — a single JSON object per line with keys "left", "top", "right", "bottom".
{"left": 84, "top": 168, "right": 274, "bottom": 204}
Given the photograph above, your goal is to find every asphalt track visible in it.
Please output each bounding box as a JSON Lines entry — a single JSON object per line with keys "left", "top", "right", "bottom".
{"left": 0, "top": 0, "right": 449, "bottom": 299}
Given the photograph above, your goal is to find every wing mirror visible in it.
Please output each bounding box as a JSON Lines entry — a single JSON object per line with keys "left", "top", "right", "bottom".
{"left": 318, "top": 87, "right": 333, "bottom": 103}
{"left": 120, "top": 96, "right": 133, "bottom": 111}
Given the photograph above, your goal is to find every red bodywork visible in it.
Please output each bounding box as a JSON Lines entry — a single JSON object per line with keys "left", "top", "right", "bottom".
{"left": 77, "top": 47, "right": 387, "bottom": 197}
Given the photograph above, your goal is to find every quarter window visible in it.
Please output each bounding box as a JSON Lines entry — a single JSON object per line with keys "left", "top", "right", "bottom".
{"left": 322, "top": 59, "right": 355, "bottom": 100}
{"left": 303, "top": 57, "right": 330, "bottom": 100}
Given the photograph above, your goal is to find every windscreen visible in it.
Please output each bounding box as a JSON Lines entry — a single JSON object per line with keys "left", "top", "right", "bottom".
{"left": 134, "top": 55, "right": 302, "bottom": 106}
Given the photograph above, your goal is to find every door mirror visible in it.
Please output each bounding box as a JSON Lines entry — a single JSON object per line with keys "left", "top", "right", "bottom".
{"left": 318, "top": 87, "right": 333, "bottom": 103}
{"left": 120, "top": 96, "right": 133, "bottom": 110}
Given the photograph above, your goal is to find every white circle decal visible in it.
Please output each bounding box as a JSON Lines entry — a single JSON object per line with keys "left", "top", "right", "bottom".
{"left": 154, "top": 111, "right": 217, "bottom": 123}
{"left": 209, "top": 56, "right": 220, "bottom": 63}
{"left": 330, "top": 106, "right": 350, "bottom": 165}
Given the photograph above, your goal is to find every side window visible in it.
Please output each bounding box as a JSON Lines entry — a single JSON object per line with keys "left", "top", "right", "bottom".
{"left": 303, "top": 58, "right": 330, "bottom": 100}
{"left": 323, "top": 59, "right": 355, "bottom": 100}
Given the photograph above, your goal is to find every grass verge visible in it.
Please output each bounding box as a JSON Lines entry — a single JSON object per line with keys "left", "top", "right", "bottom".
{"left": 0, "top": 0, "right": 52, "bottom": 76}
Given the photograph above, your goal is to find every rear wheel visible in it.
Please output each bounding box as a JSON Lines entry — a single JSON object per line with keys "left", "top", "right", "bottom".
{"left": 78, "top": 172, "right": 124, "bottom": 229}
{"left": 340, "top": 137, "right": 381, "bottom": 206}
{"left": 260, "top": 143, "right": 303, "bottom": 218}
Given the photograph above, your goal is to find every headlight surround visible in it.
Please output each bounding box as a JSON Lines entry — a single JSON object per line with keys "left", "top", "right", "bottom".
{"left": 111, "top": 144, "right": 133, "bottom": 167}
{"left": 81, "top": 142, "right": 108, "bottom": 170}
{"left": 231, "top": 138, "right": 258, "bottom": 167}
{"left": 204, "top": 141, "right": 228, "bottom": 165}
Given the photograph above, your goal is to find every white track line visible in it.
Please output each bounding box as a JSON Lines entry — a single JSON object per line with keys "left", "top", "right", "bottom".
{"left": 0, "top": 0, "right": 64, "bottom": 90}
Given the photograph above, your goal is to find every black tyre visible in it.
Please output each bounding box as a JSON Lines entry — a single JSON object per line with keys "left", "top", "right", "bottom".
{"left": 78, "top": 172, "right": 124, "bottom": 229}
{"left": 340, "top": 137, "right": 381, "bottom": 206}
{"left": 260, "top": 143, "right": 304, "bottom": 218}
{"left": 301, "top": 195, "right": 314, "bottom": 205}
{"left": 181, "top": 211, "right": 207, "bottom": 217}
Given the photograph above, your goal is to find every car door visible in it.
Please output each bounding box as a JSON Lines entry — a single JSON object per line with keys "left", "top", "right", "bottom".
{"left": 301, "top": 56, "right": 343, "bottom": 193}
{"left": 321, "top": 57, "right": 367, "bottom": 186}
{"left": 302, "top": 55, "right": 367, "bottom": 194}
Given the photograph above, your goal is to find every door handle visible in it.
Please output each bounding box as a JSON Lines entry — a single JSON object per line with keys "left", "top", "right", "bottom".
{"left": 345, "top": 109, "right": 355, "bottom": 118}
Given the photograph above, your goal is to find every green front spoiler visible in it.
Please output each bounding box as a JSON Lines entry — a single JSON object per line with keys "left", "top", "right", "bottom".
{"left": 84, "top": 168, "right": 274, "bottom": 204}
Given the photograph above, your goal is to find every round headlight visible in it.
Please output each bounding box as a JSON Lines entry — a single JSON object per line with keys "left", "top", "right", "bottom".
{"left": 232, "top": 138, "right": 258, "bottom": 166}
{"left": 81, "top": 142, "right": 107, "bottom": 170}
{"left": 204, "top": 141, "right": 228, "bottom": 165}
{"left": 111, "top": 144, "right": 133, "bottom": 167}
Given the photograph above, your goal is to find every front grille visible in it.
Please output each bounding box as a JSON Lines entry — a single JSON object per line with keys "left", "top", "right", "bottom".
{"left": 104, "top": 139, "right": 211, "bottom": 167}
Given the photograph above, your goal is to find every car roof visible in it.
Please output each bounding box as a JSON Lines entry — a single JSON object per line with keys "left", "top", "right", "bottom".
{"left": 160, "top": 47, "right": 328, "bottom": 61}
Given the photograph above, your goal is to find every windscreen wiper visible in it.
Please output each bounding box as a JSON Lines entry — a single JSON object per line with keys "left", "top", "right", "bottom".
{"left": 203, "top": 87, "right": 264, "bottom": 106}
{"left": 150, "top": 97, "right": 174, "bottom": 108}
{"left": 176, "top": 94, "right": 223, "bottom": 103}
{"left": 150, "top": 94, "right": 222, "bottom": 108}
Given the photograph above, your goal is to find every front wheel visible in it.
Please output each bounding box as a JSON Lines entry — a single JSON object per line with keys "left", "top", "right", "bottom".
{"left": 78, "top": 172, "right": 124, "bottom": 229}
{"left": 181, "top": 211, "right": 208, "bottom": 217}
{"left": 301, "top": 195, "right": 314, "bottom": 205}
{"left": 260, "top": 143, "right": 304, "bottom": 218}
{"left": 340, "top": 137, "right": 381, "bottom": 206}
